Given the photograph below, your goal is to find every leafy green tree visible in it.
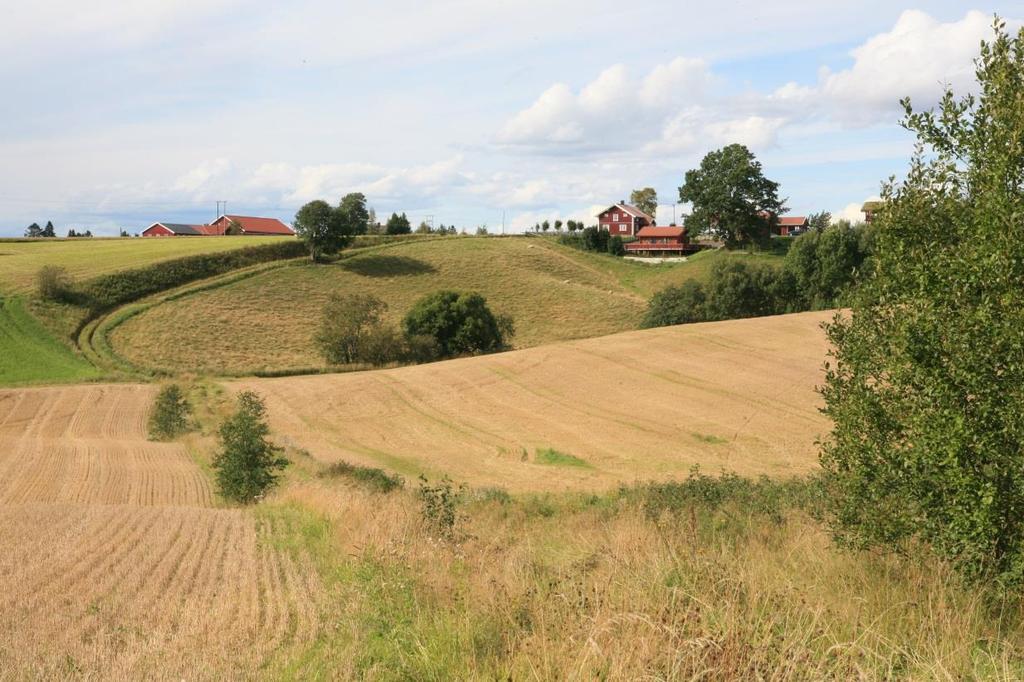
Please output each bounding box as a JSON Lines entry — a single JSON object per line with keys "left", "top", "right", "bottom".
{"left": 581, "top": 226, "right": 609, "bottom": 252}
{"left": 225, "top": 219, "right": 244, "bottom": 235}
{"left": 337, "top": 192, "right": 370, "bottom": 235}
{"left": 315, "top": 293, "right": 390, "bottom": 365}
{"left": 630, "top": 187, "right": 658, "bottom": 217}
{"left": 820, "top": 20, "right": 1024, "bottom": 585}
{"left": 213, "top": 392, "right": 288, "bottom": 504}
{"left": 148, "top": 384, "right": 193, "bottom": 440}
{"left": 294, "top": 199, "right": 350, "bottom": 261}
{"left": 679, "top": 144, "right": 785, "bottom": 247}
{"left": 403, "top": 290, "right": 512, "bottom": 358}
{"left": 701, "top": 259, "right": 779, "bottom": 321}
{"left": 24, "top": 223, "right": 42, "bottom": 238}
{"left": 541, "top": 220, "right": 550, "bottom": 232}
{"left": 416, "top": 221, "right": 432, "bottom": 234}
{"left": 641, "top": 280, "right": 707, "bottom": 327}
{"left": 554, "top": 220, "right": 563, "bottom": 232}
{"left": 41, "top": 221, "right": 56, "bottom": 238}
{"left": 386, "top": 212, "right": 411, "bottom": 234}
{"left": 807, "top": 211, "right": 831, "bottom": 232}
{"left": 784, "top": 222, "right": 872, "bottom": 309}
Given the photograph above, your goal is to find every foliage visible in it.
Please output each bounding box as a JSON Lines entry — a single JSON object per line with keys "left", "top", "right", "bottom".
{"left": 607, "top": 235, "right": 625, "bottom": 257}
{"left": 36, "top": 265, "right": 75, "bottom": 303}
{"left": 148, "top": 384, "right": 192, "bottom": 440}
{"left": 386, "top": 212, "right": 412, "bottom": 235}
{"left": 417, "top": 475, "right": 465, "bottom": 540}
{"left": 630, "top": 187, "right": 658, "bottom": 217}
{"left": 318, "top": 460, "right": 404, "bottom": 493}
{"left": 24, "top": 222, "right": 42, "bottom": 238}
{"left": 701, "top": 259, "right": 787, "bottom": 320}
{"left": 820, "top": 20, "right": 1024, "bottom": 586}
{"left": 807, "top": 211, "right": 832, "bottom": 232}
{"left": 337, "top": 192, "right": 370, "bottom": 236}
{"left": 535, "top": 448, "right": 591, "bottom": 468}
{"left": 294, "top": 199, "right": 352, "bottom": 262}
{"left": 402, "top": 290, "right": 512, "bottom": 358}
{"left": 212, "top": 391, "right": 288, "bottom": 504}
{"left": 783, "top": 221, "right": 872, "bottom": 309}
{"left": 641, "top": 280, "right": 707, "bottom": 327}
{"left": 80, "top": 240, "right": 306, "bottom": 311}
{"left": 679, "top": 143, "right": 785, "bottom": 247}
{"left": 42, "top": 221, "right": 56, "bottom": 238}
{"left": 0, "top": 296, "right": 101, "bottom": 386}
{"left": 315, "top": 293, "right": 390, "bottom": 365}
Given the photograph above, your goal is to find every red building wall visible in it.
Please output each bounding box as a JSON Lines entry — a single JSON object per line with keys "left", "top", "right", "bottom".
{"left": 141, "top": 224, "right": 174, "bottom": 237}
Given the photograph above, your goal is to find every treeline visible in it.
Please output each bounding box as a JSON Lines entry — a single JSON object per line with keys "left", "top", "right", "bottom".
{"left": 37, "top": 240, "right": 306, "bottom": 311}
{"left": 643, "top": 221, "right": 873, "bottom": 328}
{"left": 557, "top": 226, "right": 626, "bottom": 256}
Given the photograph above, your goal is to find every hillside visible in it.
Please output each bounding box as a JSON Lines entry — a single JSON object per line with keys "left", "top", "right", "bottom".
{"left": 108, "top": 236, "right": 786, "bottom": 376}
{"left": 228, "top": 310, "right": 834, "bottom": 491}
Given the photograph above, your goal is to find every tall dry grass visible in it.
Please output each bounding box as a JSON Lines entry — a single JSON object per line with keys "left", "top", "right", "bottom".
{"left": 265, "top": 476, "right": 1024, "bottom": 680}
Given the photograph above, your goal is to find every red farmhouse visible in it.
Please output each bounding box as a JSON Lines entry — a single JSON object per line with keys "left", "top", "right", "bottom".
{"left": 141, "top": 214, "right": 294, "bottom": 237}
{"left": 597, "top": 203, "right": 654, "bottom": 237}
{"left": 774, "top": 216, "right": 808, "bottom": 236}
{"left": 624, "top": 226, "right": 692, "bottom": 256}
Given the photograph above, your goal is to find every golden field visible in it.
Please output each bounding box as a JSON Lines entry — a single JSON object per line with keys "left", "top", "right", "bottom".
{"left": 228, "top": 310, "right": 834, "bottom": 491}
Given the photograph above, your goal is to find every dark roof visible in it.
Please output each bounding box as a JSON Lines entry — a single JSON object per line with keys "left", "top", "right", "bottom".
{"left": 152, "top": 223, "right": 204, "bottom": 235}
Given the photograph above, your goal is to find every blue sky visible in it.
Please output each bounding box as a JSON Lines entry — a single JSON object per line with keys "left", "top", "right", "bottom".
{"left": 0, "top": 2, "right": 1020, "bottom": 236}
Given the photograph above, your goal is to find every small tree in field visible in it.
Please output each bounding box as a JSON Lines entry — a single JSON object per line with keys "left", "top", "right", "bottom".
{"left": 403, "top": 290, "right": 512, "bottom": 358}
{"left": 213, "top": 392, "right": 288, "bottom": 504}
{"left": 315, "top": 293, "right": 390, "bottom": 365}
{"left": 821, "top": 20, "right": 1024, "bottom": 586}
{"left": 148, "top": 384, "right": 192, "bottom": 440}
{"left": 294, "top": 200, "right": 349, "bottom": 262}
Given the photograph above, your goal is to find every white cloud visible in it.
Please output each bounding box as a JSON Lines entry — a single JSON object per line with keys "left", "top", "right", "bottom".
{"left": 835, "top": 197, "right": 879, "bottom": 224}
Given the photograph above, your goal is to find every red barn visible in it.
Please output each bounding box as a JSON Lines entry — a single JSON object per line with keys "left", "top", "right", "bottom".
{"left": 140, "top": 222, "right": 209, "bottom": 237}
{"left": 597, "top": 202, "right": 654, "bottom": 237}
{"left": 141, "top": 215, "right": 295, "bottom": 237}
{"left": 624, "top": 226, "right": 692, "bottom": 256}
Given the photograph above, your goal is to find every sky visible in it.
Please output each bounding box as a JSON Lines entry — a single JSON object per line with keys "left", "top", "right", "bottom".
{"left": 0, "top": 2, "right": 1021, "bottom": 236}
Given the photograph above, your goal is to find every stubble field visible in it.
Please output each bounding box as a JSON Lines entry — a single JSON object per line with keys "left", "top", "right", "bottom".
{"left": 0, "top": 384, "right": 324, "bottom": 679}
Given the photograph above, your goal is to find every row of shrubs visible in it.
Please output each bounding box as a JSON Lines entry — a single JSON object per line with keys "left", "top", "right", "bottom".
{"left": 642, "top": 222, "right": 873, "bottom": 327}
{"left": 316, "top": 290, "right": 514, "bottom": 367}
{"left": 557, "top": 226, "right": 627, "bottom": 256}
{"left": 39, "top": 240, "right": 307, "bottom": 311}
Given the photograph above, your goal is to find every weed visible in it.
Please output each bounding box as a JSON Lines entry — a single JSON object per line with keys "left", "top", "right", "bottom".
{"left": 417, "top": 475, "right": 466, "bottom": 540}
{"left": 535, "top": 447, "right": 591, "bottom": 468}
{"left": 318, "top": 460, "right": 404, "bottom": 493}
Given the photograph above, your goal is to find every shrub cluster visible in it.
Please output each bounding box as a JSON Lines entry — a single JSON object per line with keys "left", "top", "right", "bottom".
{"left": 642, "top": 222, "right": 873, "bottom": 328}
{"left": 417, "top": 475, "right": 466, "bottom": 540}
{"left": 79, "top": 240, "right": 305, "bottom": 311}
{"left": 557, "top": 226, "right": 628, "bottom": 256}
{"left": 316, "top": 290, "right": 512, "bottom": 367}
{"left": 36, "top": 265, "right": 77, "bottom": 304}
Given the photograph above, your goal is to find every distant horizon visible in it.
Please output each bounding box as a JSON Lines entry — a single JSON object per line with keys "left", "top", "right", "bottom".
{"left": 1, "top": 2, "right": 1020, "bottom": 237}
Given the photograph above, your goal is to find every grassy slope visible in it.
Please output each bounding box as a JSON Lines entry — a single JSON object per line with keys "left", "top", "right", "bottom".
{"left": 0, "top": 236, "right": 291, "bottom": 293}
{"left": 110, "top": 236, "right": 788, "bottom": 376}
{"left": 0, "top": 296, "right": 100, "bottom": 385}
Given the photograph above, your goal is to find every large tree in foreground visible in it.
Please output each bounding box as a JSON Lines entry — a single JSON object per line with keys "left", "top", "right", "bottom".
{"left": 821, "top": 19, "right": 1024, "bottom": 586}
{"left": 679, "top": 144, "right": 785, "bottom": 247}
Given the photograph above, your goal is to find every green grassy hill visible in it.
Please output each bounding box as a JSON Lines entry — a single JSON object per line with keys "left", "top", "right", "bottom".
{"left": 108, "top": 236, "right": 787, "bottom": 376}
{"left": 0, "top": 296, "right": 100, "bottom": 385}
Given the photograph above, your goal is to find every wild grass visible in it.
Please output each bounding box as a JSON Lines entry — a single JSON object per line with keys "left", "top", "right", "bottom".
{"left": 318, "top": 460, "right": 405, "bottom": 493}
{"left": 0, "top": 296, "right": 100, "bottom": 386}
{"left": 263, "top": 472, "right": 1024, "bottom": 680}
{"left": 535, "top": 447, "right": 592, "bottom": 468}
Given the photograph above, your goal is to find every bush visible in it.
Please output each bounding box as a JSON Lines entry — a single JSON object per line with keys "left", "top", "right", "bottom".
{"left": 820, "top": 21, "right": 1024, "bottom": 586}
{"left": 315, "top": 293, "right": 391, "bottom": 365}
{"left": 641, "top": 280, "right": 707, "bottom": 328}
{"left": 607, "top": 235, "right": 626, "bottom": 256}
{"left": 147, "top": 384, "right": 192, "bottom": 440}
{"left": 212, "top": 391, "right": 289, "bottom": 504}
{"left": 36, "top": 265, "right": 76, "bottom": 303}
{"left": 403, "top": 290, "right": 512, "bottom": 358}
{"left": 80, "top": 240, "right": 305, "bottom": 312}
{"left": 417, "top": 475, "right": 465, "bottom": 540}
{"left": 783, "top": 222, "right": 872, "bottom": 309}
{"left": 319, "top": 461, "right": 404, "bottom": 493}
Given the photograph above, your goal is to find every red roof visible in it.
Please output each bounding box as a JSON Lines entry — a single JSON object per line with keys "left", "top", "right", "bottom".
{"left": 636, "top": 226, "right": 685, "bottom": 238}
{"left": 777, "top": 216, "right": 808, "bottom": 226}
{"left": 213, "top": 214, "right": 295, "bottom": 235}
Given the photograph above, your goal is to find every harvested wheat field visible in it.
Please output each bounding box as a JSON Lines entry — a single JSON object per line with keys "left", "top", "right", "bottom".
{"left": 231, "top": 310, "right": 835, "bottom": 492}
{"left": 0, "top": 384, "right": 324, "bottom": 679}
